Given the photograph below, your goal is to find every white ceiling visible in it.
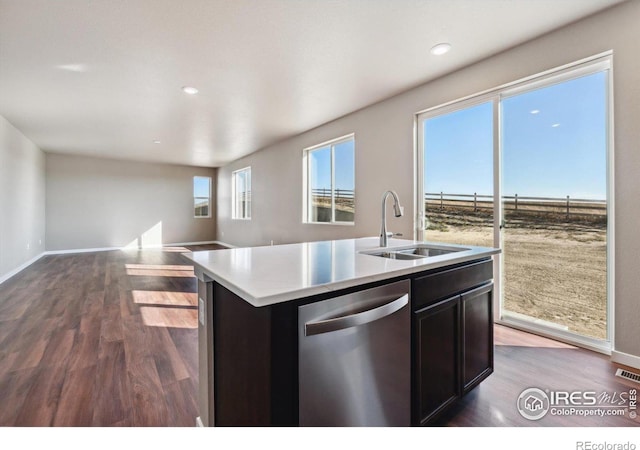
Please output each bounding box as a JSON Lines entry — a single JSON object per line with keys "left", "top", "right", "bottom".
{"left": 0, "top": 0, "right": 626, "bottom": 167}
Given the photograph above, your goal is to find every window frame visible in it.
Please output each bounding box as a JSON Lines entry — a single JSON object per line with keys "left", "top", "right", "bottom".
{"left": 231, "top": 166, "right": 252, "bottom": 220}
{"left": 193, "top": 176, "right": 212, "bottom": 219}
{"left": 302, "top": 133, "right": 355, "bottom": 225}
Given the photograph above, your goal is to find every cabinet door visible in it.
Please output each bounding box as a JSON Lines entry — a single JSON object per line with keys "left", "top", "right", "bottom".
{"left": 414, "top": 295, "right": 461, "bottom": 425}
{"left": 461, "top": 283, "right": 494, "bottom": 393}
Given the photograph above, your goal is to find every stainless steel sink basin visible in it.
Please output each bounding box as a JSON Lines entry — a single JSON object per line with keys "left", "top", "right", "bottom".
{"left": 395, "top": 247, "right": 459, "bottom": 257}
{"left": 368, "top": 251, "right": 425, "bottom": 260}
{"left": 362, "top": 244, "right": 468, "bottom": 260}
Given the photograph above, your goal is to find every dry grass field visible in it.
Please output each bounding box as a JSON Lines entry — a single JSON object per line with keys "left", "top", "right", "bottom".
{"left": 426, "top": 207, "right": 607, "bottom": 340}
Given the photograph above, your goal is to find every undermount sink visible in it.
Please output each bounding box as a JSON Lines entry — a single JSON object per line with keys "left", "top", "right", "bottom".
{"left": 362, "top": 244, "right": 468, "bottom": 260}
{"left": 368, "top": 251, "right": 425, "bottom": 260}
{"left": 395, "top": 247, "right": 461, "bottom": 257}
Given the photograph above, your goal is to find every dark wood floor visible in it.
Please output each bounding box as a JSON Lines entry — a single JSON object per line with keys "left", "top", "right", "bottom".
{"left": 1, "top": 245, "right": 638, "bottom": 427}
{"left": 435, "top": 325, "right": 640, "bottom": 427}
{"left": 0, "top": 244, "right": 225, "bottom": 426}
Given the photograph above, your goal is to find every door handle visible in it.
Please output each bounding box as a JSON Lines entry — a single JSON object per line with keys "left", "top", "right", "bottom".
{"left": 305, "top": 294, "right": 408, "bottom": 336}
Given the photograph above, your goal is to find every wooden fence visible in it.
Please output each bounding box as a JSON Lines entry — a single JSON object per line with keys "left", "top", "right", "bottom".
{"left": 311, "top": 188, "right": 355, "bottom": 211}
{"left": 311, "top": 188, "right": 355, "bottom": 200}
{"left": 309, "top": 190, "right": 605, "bottom": 219}
{"left": 425, "top": 192, "right": 606, "bottom": 219}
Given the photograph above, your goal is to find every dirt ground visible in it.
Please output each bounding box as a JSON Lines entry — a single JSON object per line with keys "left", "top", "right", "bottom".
{"left": 426, "top": 219, "right": 607, "bottom": 340}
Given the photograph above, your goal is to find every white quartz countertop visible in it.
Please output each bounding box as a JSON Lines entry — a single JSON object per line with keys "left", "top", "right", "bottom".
{"left": 183, "top": 237, "right": 500, "bottom": 307}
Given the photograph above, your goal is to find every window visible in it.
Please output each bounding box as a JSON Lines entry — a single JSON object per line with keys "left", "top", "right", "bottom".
{"left": 193, "top": 176, "right": 211, "bottom": 218}
{"left": 232, "top": 167, "right": 251, "bottom": 220}
{"left": 304, "top": 134, "right": 355, "bottom": 224}
{"left": 422, "top": 101, "right": 494, "bottom": 247}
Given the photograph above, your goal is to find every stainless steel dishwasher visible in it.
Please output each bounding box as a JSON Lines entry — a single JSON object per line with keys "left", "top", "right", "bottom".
{"left": 298, "top": 279, "right": 410, "bottom": 426}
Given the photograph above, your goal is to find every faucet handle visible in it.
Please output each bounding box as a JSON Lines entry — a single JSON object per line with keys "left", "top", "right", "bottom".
{"left": 386, "top": 232, "right": 403, "bottom": 238}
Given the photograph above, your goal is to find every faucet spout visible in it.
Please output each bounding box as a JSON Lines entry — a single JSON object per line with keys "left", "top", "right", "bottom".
{"left": 380, "top": 190, "right": 403, "bottom": 247}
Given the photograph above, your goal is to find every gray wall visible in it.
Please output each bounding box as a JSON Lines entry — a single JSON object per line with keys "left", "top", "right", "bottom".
{"left": 0, "top": 116, "right": 46, "bottom": 281}
{"left": 216, "top": 2, "right": 640, "bottom": 358}
{"left": 46, "top": 153, "right": 216, "bottom": 251}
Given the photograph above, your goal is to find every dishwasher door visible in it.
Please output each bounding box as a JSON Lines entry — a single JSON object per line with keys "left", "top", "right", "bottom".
{"left": 298, "top": 279, "right": 410, "bottom": 426}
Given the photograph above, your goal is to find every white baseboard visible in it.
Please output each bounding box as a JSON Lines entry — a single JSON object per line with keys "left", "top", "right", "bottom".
{"left": 165, "top": 240, "right": 219, "bottom": 247}
{"left": 0, "top": 252, "right": 46, "bottom": 285}
{"left": 44, "top": 246, "right": 122, "bottom": 255}
{"left": 611, "top": 350, "right": 640, "bottom": 370}
{"left": 169, "top": 240, "right": 234, "bottom": 248}
{"left": 0, "top": 240, "right": 229, "bottom": 285}
{"left": 44, "top": 240, "right": 228, "bottom": 256}
{"left": 210, "top": 240, "right": 236, "bottom": 248}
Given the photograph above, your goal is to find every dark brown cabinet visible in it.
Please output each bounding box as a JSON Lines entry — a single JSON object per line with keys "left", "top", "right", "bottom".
{"left": 197, "top": 256, "right": 494, "bottom": 426}
{"left": 462, "top": 283, "right": 494, "bottom": 394}
{"left": 412, "top": 259, "right": 494, "bottom": 425}
{"left": 414, "top": 295, "right": 461, "bottom": 425}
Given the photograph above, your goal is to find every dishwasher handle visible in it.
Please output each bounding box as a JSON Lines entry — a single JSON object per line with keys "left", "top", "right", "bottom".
{"left": 305, "top": 294, "right": 408, "bottom": 336}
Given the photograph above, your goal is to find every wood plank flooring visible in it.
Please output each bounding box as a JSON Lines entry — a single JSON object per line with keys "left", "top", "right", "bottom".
{"left": 1, "top": 245, "right": 638, "bottom": 427}
{"left": 434, "top": 325, "right": 640, "bottom": 427}
{"left": 0, "top": 244, "right": 224, "bottom": 427}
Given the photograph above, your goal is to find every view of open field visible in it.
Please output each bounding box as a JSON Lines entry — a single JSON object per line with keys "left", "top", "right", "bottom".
{"left": 308, "top": 189, "right": 608, "bottom": 340}
{"left": 425, "top": 202, "right": 607, "bottom": 340}
{"left": 310, "top": 188, "right": 355, "bottom": 222}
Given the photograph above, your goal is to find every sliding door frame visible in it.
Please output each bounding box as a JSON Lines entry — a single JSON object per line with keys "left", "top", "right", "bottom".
{"left": 414, "top": 52, "right": 614, "bottom": 354}
{"left": 415, "top": 94, "right": 501, "bottom": 328}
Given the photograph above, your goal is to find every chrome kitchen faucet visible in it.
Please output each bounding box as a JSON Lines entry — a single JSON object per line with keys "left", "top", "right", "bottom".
{"left": 380, "top": 190, "right": 404, "bottom": 247}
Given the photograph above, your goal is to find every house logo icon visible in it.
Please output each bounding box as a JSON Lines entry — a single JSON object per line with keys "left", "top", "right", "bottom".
{"left": 525, "top": 395, "right": 544, "bottom": 411}
{"left": 517, "top": 388, "right": 550, "bottom": 420}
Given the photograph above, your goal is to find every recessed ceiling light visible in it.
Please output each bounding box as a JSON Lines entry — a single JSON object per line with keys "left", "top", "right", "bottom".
{"left": 430, "top": 43, "right": 451, "bottom": 56}
{"left": 153, "top": 140, "right": 161, "bottom": 144}
{"left": 530, "top": 109, "right": 540, "bottom": 114}
{"left": 181, "top": 86, "right": 199, "bottom": 95}
{"left": 56, "top": 63, "right": 88, "bottom": 72}
{"left": 552, "top": 123, "right": 561, "bottom": 128}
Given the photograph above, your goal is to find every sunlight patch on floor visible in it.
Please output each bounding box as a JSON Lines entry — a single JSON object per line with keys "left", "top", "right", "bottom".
{"left": 140, "top": 306, "right": 197, "bottom": 329}
{"left": 131, "top": 289, "right": 196, "bottom": 306}
{"left": 125, "top": 264, "right": 194, "bottom": 277}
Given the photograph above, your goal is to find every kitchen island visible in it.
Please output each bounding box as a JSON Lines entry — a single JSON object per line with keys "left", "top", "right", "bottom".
{"left": 183, "top": 237, "right": 500, "bottom": 427}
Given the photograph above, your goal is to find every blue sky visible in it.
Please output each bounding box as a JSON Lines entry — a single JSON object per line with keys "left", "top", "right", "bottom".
{"left": 424, "top": 71, "right": 607, "bottom": 200}
{"left": 424, "top": 102, "right": 493, "bottom": 196}
{"left": 309, "top": 139, "right": 355, "bottom": 191}
{"left": 193, "top": 176, "right": 210, "bottom": 197}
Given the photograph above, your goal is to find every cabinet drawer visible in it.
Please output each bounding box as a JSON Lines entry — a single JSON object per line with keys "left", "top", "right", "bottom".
{"left": 412, "top": 259, "right": 492, "bottom": 310}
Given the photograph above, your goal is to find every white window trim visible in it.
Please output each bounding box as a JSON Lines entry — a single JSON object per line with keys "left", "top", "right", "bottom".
{"left": 193, "top": 176, "right": 212, "bottom": 219}
{"left": 414, "top": 52, "right": 614, "bottom": 353}
{"left": 302, "top": 133, "right": 355, "bottom": 225}
{"left": 231, "top": 167, "right": 251, "bottom": 220}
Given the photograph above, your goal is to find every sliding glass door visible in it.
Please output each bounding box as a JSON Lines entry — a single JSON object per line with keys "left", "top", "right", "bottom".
{"left": 417, "top": 56, "right": 612, "bottom": 349}
{"left": 421, "top": 101, "right": 494, "bottom": 248}
{"left": 500, "top": 71, "right": 609, "bottom": 342}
